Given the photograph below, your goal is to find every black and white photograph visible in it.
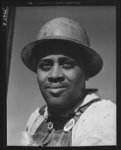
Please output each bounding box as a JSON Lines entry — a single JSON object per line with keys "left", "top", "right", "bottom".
{"left": 5, "top": 2, "right": 117, "bottom": 147}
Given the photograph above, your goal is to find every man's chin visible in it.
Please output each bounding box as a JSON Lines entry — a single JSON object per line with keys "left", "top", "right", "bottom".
{"left": 47, "top": 98, "right": 66, "bottom": 110}
{"left": 43, "top": 92, "right": 69, "bottom": 112}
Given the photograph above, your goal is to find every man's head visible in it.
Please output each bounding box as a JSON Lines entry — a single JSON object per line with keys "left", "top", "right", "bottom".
{"left": 21, "top": 17, "right": 103, "bottom": 113}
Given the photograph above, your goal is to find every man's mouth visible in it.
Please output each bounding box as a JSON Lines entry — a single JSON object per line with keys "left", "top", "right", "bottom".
{"left": 46, "top": 85, "right": 67, "bottom": 96}
{"left": 47, "top": 87, "right": 66, "bottom": 93}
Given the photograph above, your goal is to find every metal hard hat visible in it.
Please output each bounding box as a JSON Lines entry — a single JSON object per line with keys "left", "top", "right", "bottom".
{"left": 21, "top": 17, "right": 103, "bottom": 78}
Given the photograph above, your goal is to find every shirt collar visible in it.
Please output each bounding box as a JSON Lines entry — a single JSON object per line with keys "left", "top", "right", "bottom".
{"left": 79, "top": 90, "right": 99, "bottom": 107}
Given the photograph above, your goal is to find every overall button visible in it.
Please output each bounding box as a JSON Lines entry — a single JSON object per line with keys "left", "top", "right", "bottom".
{"left": 48, "top": 122, "right": 53, "bottom": 131}
{"left": 64, "top": 118, "right": 75, "bottom": 132}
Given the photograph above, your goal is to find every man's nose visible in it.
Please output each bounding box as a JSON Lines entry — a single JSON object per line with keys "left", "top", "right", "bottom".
{"left": 48, "top": 64, "right": 65, "bottom": 83}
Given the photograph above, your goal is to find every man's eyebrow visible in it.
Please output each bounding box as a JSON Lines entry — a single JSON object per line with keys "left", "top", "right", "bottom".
{"left": 59, "top": 57, "right": 76, "bottom": 63}
{"left": 38, "top": 56, "right": 76, "bottom": 64}
{"left": 38, "top": 58, "right": 52, "bottom": 63}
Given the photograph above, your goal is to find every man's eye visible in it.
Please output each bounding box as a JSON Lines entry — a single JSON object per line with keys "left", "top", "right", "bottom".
{"left": 62, "top": 61, "right": 76, "bottom": 69}
{"left": 38, "top": 62, "right": 52, "bottom": 71}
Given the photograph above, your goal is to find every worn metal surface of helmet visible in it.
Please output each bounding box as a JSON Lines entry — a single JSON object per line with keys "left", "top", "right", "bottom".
{"left": 21, "top": 17, "right": 103, "bottom": 78}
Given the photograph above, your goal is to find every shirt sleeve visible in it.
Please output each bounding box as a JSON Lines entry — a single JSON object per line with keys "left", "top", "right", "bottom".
{"left": 72, "top": 100, "right": 116, "bottom": 146}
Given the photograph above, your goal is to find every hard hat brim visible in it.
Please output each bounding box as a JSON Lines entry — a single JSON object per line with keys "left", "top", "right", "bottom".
{"left": 21, "top": 37, "right": 103, "bottom": 78}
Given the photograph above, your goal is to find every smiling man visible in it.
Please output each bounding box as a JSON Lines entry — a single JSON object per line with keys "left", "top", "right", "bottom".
{"left": 21, "top": 17, "right": 116, "bottom": 146}
{"left": 37, "top": 54, "right": 86, "bottom": 115}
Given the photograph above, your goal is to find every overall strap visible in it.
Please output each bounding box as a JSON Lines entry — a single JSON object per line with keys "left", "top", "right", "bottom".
{"left": 74, "top": 98, "right": 100, "bottom": 124}
{"left": 63, "top": 98, "right": 101, "bottom": 146}
{"left": 77, "top": 98, "right": 100, "bottom": 114}
{"left": 25, "top": 105, "right": 47, "bottom": 135}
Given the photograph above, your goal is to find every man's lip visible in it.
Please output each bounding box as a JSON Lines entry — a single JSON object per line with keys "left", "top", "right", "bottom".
{"left": 47, "top": 87, "right": 67, "bottom": 95}
{"left": 46, "top": 84, "right": 68, "bottom": 89}
{"left": 47, "top": 86, "right": 67, "bottom": 89}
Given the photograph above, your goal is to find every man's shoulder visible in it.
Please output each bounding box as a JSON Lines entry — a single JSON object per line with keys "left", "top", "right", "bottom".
{"left": 74, "top": 99, "right": 116, "bottom": 130}
{"left": 83, "top": 99, "right": 116, "bottom": 120}
{"left": 72, "top": 99, "right": 116, "bottom": 146}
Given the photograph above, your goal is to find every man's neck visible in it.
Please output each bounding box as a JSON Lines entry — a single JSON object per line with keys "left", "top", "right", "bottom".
{"left": 48, "top": 92, "right": 86, "bottom": 117}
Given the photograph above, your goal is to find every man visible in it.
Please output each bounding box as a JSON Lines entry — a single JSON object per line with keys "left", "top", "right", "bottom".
{"left": 21, "top": 17, "right": 116, "bottom": 146}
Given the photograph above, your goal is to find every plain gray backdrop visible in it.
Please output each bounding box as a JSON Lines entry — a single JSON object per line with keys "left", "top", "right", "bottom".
{"left": 7, "top": 6, "right": 116, "bottom": 145}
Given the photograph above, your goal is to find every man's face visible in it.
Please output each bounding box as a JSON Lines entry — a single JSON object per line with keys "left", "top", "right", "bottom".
{"left": 37, "top": 54, "right": 85, "bottom": 111}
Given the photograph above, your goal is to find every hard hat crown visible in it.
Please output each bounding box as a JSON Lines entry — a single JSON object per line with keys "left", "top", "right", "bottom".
{"left": 37, "top": 17, "right": 90, "bottom": 47}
